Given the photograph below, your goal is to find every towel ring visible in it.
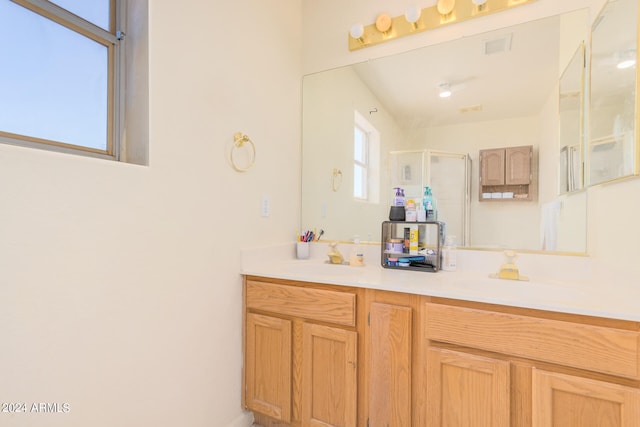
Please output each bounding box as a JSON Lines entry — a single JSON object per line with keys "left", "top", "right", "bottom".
{"left": 231, "top": 132, "right": 256, "bottom": 172}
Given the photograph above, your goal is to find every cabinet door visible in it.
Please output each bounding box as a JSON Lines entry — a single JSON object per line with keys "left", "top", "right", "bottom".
{"left": 302, "top": 323, "right": 357, "bottom": 427}
{"left": 245, "top": 313, "right": 292, "bottom": 423}
{"left": 533, "top": 369, "right": 640, "bottom": 427}
{"left": 505, "top": 146, "right": 532, "bottom": 184}
{"left": 368, "top": 302, "right": 412, "bottom": 427}
{"left": 426, "top": 347, "right": 510, "bottom": 427}
{"left": 480, "top": 148, "right": 506, "bottom": 185}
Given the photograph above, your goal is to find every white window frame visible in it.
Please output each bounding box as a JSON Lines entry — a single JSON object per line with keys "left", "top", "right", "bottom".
{"left": 354, "top": 123, "right": 369, "bottom": 200}
{"left": 0, "top": 0, "right": 124, "bottom": 160}
{"left": 354, "top": 110, "right": 380, "bottom": 203}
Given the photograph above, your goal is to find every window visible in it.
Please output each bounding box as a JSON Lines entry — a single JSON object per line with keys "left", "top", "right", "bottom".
{"left": 0, "top": 0, "right": 127, "bottom": 160}
{"left": 353, "top": 111, "right": 380, "bottom": 203}
{"left": 354, "top": 123, "right": 369, "bottom": 199}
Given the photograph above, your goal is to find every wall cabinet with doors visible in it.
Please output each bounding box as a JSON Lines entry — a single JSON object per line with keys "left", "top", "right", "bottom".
{"left": 243, "top": 276, "right": 640, "bottom": 427}
{"left": 479, "top": 145, "right": 537, "bottom": 201}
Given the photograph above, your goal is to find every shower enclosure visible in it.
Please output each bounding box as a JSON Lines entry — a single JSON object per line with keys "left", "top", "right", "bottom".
{"left": 389, "top": 150, "right": 471, "bottom": 246}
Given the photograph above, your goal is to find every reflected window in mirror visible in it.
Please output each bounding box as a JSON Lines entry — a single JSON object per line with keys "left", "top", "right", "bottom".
{"left": 559, "top": 43, "right": 585, "bottom": 194}
{"left": 354, "top": 111, "right": 380, "bottom": 202}
{"left": 588, "top": 0, "right": 638, "bottom": 186}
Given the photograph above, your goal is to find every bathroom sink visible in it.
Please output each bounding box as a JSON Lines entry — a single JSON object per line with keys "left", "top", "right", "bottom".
{"left": 441, "top": 274, "right": 587, "bottom": 308}
{"left": 280, "top": 260, "right": 382, "bottom": 283}
{"left": 284, "top": 260, "right": 357, "bottom": 276}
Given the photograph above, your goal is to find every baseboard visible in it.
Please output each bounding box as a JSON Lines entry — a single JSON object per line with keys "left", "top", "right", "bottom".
{"left": 225, "top": 411, "right": 254, "bottom": 427}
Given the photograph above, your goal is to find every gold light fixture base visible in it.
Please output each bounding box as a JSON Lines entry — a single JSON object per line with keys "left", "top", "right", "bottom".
{"left": 348, "top": 0, "right": 537, "bottom": 51}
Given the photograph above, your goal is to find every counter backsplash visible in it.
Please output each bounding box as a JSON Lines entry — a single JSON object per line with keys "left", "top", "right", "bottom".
{"left": 241, "top": 241, "right": 594, "bottom": 283}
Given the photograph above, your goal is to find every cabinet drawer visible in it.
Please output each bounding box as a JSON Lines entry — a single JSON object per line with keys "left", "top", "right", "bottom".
{"left": 425, "top": 303, "right": 640, "bottom": 379}
{"left": 246, "top": 281, "right": 356, "bottom": 327}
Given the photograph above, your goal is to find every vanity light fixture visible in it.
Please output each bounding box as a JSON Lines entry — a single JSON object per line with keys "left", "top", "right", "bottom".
{"left": 437, "top": 0, "right": 456, "bottom": 20}
{"left": 348, "top": 0, "right": 536, "bottom": 51}
{"left": 349, "top": 23, "right": 366, "bottom": 45}
{"left": 472, "top": 0, "right": 489, "bottom": 12}
{"left": 405, "top": 5, "right": 422, "bottom": 30}
{"left": 439, "top": 83, "right": 452, "bottom": 98}
{"left": 375, "top": 13, "right": 393, "bottom": 34}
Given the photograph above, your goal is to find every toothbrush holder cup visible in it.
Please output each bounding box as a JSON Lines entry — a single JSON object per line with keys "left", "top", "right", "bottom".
{"left": 296, "top": 242, "right": 310, "bottom": 260}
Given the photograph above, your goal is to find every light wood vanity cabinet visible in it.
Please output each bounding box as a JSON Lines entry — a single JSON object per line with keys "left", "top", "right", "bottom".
{"left": 245, "top": 312, "right": 292, "bottom": 422}
{"left": 424, "top": 300, "right": 640, "bottom": 427}
{"left": 243, "top": 277, "right": 640, "bottom": 427}
{"left": 426, "top": 347, "right": 511, "bottom": 426}
{"left": 365, "top": 291, "right": 421, "bottom": 427}
{"left": 243, "top": 278, "right": 360, "bottom": 427}
{"left": 532, "top": 369, "right": 640, "bottom": 427}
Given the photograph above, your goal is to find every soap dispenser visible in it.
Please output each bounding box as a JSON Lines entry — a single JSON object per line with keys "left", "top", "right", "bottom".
{"left": 423, "top": 186, "right": 437, "bottom": 221}
{"left": 389, "top": 188, "right": 406, "bottom": 221}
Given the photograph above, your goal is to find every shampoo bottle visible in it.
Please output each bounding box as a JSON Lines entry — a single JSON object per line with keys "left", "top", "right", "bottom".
{"left": 423, "top": 186, "right": 437, "bottom": 220}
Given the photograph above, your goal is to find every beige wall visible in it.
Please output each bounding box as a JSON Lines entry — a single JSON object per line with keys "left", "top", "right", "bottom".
{"left": 406, "top": 116, "right": 543, "bottom": 249}
{"left": 0, "top": 1, "right": 301, "bottom": 426}
{"left": 302, "top": 66, "right": 404, "bottom": 242}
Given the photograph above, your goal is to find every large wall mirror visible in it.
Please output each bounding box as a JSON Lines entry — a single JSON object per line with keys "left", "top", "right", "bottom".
{"left": 588, "top": 0, "right": 639, "bottom": 186}
{"left": 301, "top": 10, "right": 589, "bottom": 254}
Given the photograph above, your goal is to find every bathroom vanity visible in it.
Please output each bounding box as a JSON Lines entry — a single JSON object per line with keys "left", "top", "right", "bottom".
{"left": 241, "top": 245, "right": 640, "bottom": 427}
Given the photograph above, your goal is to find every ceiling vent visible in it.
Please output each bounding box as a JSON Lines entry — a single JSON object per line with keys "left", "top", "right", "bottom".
{"left": 483, "top": 34, "right": 512, "bottom": 55}
{"left": 459, "top": 104, "right": 483, "bottom": 113}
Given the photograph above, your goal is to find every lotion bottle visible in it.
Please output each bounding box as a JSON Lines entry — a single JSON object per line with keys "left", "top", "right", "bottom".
{"left": 441, "top": 235, "right": 457, "bottom": 271}
{"left": 405, "top": 199, "right": 417, "bottom": 221}
{"left": 349, "top": 236, "right": 365, "bottom": 267}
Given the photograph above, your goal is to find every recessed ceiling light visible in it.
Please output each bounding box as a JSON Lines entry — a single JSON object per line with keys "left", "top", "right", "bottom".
{"left": 439, "top": 83, "right": 452, "bottom": 98}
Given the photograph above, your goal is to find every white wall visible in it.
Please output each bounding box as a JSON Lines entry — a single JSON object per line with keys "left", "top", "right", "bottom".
{"left": 302, "top": 66, "right": 404, "bottom": 242}
{"left": 0, "top": 1, "right": 301, "bottom": 427}
{"left": 405, "top": 116, "right": 543, "bottom": 249}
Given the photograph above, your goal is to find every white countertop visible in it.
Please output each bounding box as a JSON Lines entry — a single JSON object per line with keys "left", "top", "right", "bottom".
{"left": 241, "top": 242, "right": 640, "bottom": 322}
